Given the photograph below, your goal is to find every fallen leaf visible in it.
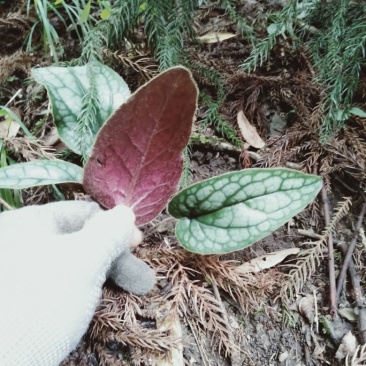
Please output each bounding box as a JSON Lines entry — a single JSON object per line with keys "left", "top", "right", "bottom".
{"left": 336, "top": 331, "right": 358, "bottom": 360}
{"left": 0, "top": 108, "right": 21, "bottom": 138}
{"left": 338, "top": 308, "right": 357, "bottom": 323}
{"left": 298, "top": 294, "right": 315, "bottom": 324}
{"left": 235, "top": 248, "right": 300, "bottom": 274}
{"left": 197, "top": 32, "right": 236, "bottom": 44}
{"left": 237, "top": 110, "right": 265, "bottom": 148}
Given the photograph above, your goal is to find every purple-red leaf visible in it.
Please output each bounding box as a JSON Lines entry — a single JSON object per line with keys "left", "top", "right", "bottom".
{"left": 83, "top": 67, "right": 198, "bottom": 225}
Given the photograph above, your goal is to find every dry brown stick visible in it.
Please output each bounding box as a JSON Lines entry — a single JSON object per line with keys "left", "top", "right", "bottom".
{"left": 337, "top": 243, "right": 366, "bottom": 344}
{"left": 186, "top": 318, "right": 210, "bottom": 366}
{"left": 304, "top": 344, "right": 313, "bottom": 366}
{"left": 211, "top": 282, "right": 240, "bottom": 366}
{"left": 321, "top": 186, "right": 338, "bottom": 316}
{"left": 297, "top": 229, "right": 342, "bottom": 244}
{"left": 336, "top": 201, "right": 366, "bottom": 300}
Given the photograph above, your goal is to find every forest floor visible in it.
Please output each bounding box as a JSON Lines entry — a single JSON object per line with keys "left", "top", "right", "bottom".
{"left": 1, "top": 1, "right": 366, "bottom": 366}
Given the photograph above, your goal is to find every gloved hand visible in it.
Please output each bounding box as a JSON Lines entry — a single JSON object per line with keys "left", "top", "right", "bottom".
{"left": 0, "top": 201, "right": 155, "bottom": 366}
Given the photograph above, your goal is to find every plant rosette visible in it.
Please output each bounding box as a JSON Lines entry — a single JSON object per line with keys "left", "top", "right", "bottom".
{"left": 0, "top": 63, "right": 322, "bottom": 254}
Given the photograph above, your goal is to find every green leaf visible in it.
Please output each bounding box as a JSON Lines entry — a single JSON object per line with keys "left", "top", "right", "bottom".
{"left": 31, "top": 62, "right": 131, "bottom": 155}
{"left": 267, "top": 23, "right": 285, "bottom": 35}
{"left": 168, "top": 168, "right": 322, "bottom": 254}
{"left": 100, "top": 8, "right": 111, "bottom": 19}
{"left": 80, "top": 0, "right": 92, "bottom": 23}
{"left": 335, "top": 109, "right": 350, "bottom": 121}
{"left": 350, "top": 107, "right": 366, "bottom": 118}
{"left": 0, "top": 160, "right": 83, "bottom": 189}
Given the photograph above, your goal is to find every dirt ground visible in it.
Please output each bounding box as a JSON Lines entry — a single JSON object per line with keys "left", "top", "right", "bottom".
{"left": 1, "top": 1, "right": 366, "bottom": 366}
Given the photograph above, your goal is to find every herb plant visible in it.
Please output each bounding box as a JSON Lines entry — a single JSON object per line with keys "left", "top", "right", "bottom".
{"left": 0, "top": 64, "right": 322, "bottom": 254}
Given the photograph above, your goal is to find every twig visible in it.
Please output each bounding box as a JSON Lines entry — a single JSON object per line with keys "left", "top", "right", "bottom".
{"left": 0, "top": 197, "right": 14, "bottom": 210}
{"left": 186, "top": 318, "right": 210, "bottom": 366}
{"left": 321, "top": 186, "right": 338, "bottom": 316}
{"left": 211, "top": 282, "right": 241, "bottom": 366}
{"left": 190, "top": 132, "right": 242, "bottom": 153}
{"left": 337, "top": 243, "right": 366, "bottom": 344}
{"left": 297, "top": 229, "right": 342, "bottom": 244}
{"left": 304, "top": 344, "right": 313, "bottom": 366}
{"left": 313, "top": 289, "right": 319, "bottom": 334}
{"left": 336, "top": 201, "right": 366, "bottom": 301}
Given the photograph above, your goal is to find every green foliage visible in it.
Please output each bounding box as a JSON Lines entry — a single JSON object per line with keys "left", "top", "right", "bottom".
{"left": 169, "top": 168, "right": 322, "bottom": 254}
{"left": 242, "top": 1, "right": 300, "bottom": 73}
{"left": 25, "top": 0, "right": 114, "bottom": 61}
{"left": 193, "top": 65, "right": 242, "bottom": 148}
{"left": 305, "top": 1, "right": 366, "bottom": 140}
{"left": 241, "top": 0, "right": 366, "bottom": 141}
{"left": 0, "top": 141, "right": 21, "bottom": 211}
{"left": 78, "top": 0, "right": 197, "bottom": 70}
{"left": 26, "top": 0, "right": 245, "bottom": 153}
{"left": 31, "top": 62, "right": 130, "bottom": 158}
{"left": 1, "top": 64, "right": 321, "bottom": 258}
{"left": 0, "top": 109, "right": 38, "bottom": 210}
{"left": 180, "top": 146, "right": 192, "bottom": 188}
{"left": 84, "top": 0, "right": 143, "bottom": 62}
{"left": 0, "top": 107, "right": 33, "bottom": 138}
{"left": 200, "top": 93, "right": 242, "bottom": 148}
{"left": 221, "top": 0, "right": 254, "bottom": 41}
{"left": 0, "top": 160, "right": 83, "bottom": 189}
{"left": 26, "top": 0, "right": 95, "bottom": 61}
{"left": 76, "top": 62, "right": 101, "bottom": 162}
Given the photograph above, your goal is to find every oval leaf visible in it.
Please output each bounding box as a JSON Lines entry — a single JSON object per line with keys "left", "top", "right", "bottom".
{"left": 0, "top": 160, "right": 83, "bottom": 189}
{"left": 168, "top": 168, "right": 322, "bottom": 254}
{"left": 349, "top": 107, "right": 366, "bottom": 118}
{"left": 197, "top": 32, "right": 236, "bottom": 44}
{"left": 83, "top": 67, "right": 198, "bottom": 225}
{"left": 31, "top": 62, "right": 131, "bottom": 155}
{"left": 237, "top": 110, "right": 265, "bottom": 148}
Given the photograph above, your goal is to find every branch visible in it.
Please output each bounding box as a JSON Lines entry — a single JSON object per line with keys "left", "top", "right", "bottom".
{"left": 337, "top": 243, "right": 366, "bottom": 344}
{"left": 336, "top": 201, "right": 366, "bottom": 300}
{"left": 321, "top": 186, "right": 338, "bottom": 316}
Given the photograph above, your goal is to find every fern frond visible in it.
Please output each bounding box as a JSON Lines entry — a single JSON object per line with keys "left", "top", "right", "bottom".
{"left": 306, "top": 1, "right": 366, "bottom": 140}
{"left": 326, "top": 196, "right": 352, "bottom": 233}
{"left": 76, "top": 61, "right": 100, "bottom": 161}
{"left": 200, "top": 93, "right": 242, "bottom": 148}
{"left": 281, "top": 301, "right": 297, "bottom": 328}
{"left": 155, "top": 22, "right": 184, "bottom": 70}
{"left": 241, "top": 0, "right": 301, "bottom": 72}
{"left": 220, "top": 0, "right": 255, "bottom": 41}
{"left": 167, "top": 265, "right": 234, "bottom": 356}
{"left": 179, "top": 145, "right": 192, "bottom": 188}
{"left": 145, "top": 0, "right": 197, "bottom": 70}
{"left": 285, "top": 241, "right": 325, "bottom": 300}
{"left": 80, "top": 28, "right": 105, "bottom": 63}
{"left": 282, "top": 196, "right": 353, "bottom": 302}
{"left": 242, "top": 0, "right": 366, "bottom": 140}
{"left": 100, "top": 0, "right": 143, "bottom": 49}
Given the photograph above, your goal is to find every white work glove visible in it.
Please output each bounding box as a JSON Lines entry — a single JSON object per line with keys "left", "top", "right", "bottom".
{"left": 0, "top": 201, "right": 155, "bottom": 366}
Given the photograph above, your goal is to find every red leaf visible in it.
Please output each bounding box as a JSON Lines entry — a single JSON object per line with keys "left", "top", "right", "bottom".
{"left": 83, "top": 67, "right": 198, "bottom": 225}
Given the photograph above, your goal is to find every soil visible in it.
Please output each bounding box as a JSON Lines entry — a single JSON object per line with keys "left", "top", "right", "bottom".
{"left": 1, "top": 1, "right": 366, "bottom": 366}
